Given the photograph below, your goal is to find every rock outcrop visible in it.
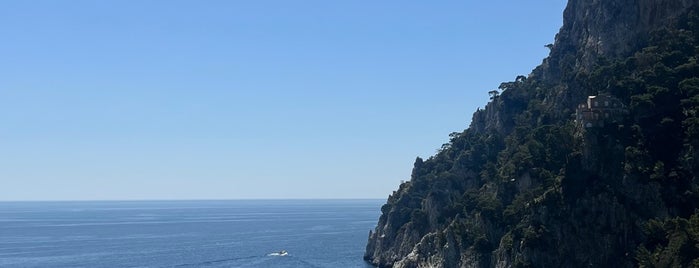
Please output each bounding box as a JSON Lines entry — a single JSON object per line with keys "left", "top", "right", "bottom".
{"left": 365, "top": 0, "right": 699, "bottom": 267}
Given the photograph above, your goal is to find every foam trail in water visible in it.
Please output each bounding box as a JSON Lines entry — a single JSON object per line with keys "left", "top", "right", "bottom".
{"left": 173, "top": 255, "right": 259, "bottom": 267}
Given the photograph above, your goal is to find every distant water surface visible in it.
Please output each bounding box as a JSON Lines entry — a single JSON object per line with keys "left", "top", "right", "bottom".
{"left": 0, "top": 199, "right": 382, "bottom": 267}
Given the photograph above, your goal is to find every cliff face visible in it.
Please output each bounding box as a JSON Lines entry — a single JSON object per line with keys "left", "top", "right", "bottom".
{"left": 553, "top": 0, "right": 697, "bottom": 69}
{"left": 365, "top": 0, "right": 699, "bottom": 267}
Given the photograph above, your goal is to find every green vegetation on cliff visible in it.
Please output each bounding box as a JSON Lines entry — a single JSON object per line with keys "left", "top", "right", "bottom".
{"left": 366, "top": 5, "right": 699, "bottom": 268}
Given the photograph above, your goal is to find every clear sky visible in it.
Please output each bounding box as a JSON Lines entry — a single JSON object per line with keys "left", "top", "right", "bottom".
{"left": 0, "top": 1, "right": 567, "bottom": 201}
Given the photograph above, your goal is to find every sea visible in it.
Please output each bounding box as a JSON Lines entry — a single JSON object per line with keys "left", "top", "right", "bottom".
{"left": 0, "top": 199, "right": 383, "bottom": 268}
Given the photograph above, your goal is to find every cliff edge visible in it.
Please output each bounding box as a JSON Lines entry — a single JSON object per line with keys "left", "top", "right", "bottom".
{"left": 365, "top": 0, "right": 699, "bottom": 267}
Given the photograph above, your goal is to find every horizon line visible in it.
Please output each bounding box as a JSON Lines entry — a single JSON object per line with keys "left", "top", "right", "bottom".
{"left": 0, "top": 197, "right": 387, "bottom": 203}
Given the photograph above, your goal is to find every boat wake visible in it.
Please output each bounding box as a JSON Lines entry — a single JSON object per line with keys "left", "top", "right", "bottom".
{"left": 173, "top": 251, "right": 328, "bottom": 268}
{"left": 173, "top": 255, "right": 259, "bottom": 267}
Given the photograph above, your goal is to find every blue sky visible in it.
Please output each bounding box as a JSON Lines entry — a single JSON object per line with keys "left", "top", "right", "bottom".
{"left": 0, "top": 1, "right": 567, "bottom": 200}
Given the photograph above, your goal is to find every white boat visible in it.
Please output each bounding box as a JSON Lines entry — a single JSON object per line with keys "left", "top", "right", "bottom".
{"left": 269, "top": 250, "right": 288, "bottom": 256}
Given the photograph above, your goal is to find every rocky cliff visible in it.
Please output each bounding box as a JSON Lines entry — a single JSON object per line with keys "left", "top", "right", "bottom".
{"left": 540, "top": 0, "right": 699, "bottom": 116}
{"left": 365, "top": 0, "right": 699, "bottom": 267}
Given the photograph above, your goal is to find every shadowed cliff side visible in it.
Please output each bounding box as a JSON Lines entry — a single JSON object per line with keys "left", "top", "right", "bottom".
{"left": 365, "top": 0, "right": 699, "bottom": 267}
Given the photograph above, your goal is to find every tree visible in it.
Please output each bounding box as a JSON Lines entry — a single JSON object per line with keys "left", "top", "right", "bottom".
{"left": 488, "top": 90, "right": 500, "bottom": 100}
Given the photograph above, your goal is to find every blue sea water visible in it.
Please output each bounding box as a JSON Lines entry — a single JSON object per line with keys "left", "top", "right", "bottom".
{"left": 0, "top": 199, "right": 382, "bottom": 268}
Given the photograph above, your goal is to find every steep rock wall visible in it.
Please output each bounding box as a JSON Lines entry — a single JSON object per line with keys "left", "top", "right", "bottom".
{"left": 365, "top": 0, "right": 699, "bottom": 267}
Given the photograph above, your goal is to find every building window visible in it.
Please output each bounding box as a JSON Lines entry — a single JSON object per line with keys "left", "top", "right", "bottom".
{"left": 605, "top": 101, "right": 609, "bottom": 106}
